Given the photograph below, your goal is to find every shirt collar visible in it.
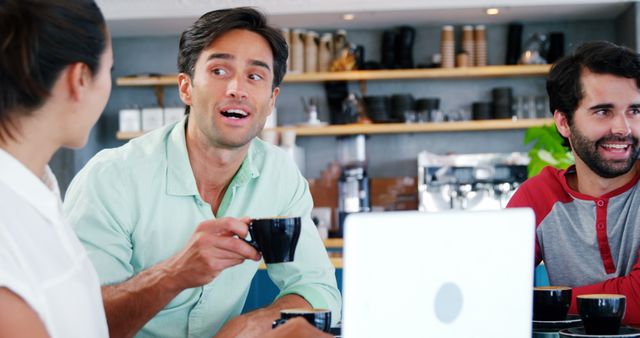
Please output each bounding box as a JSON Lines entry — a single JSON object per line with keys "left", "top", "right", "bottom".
{"left": 233, "top": 140, "right": 261, "bottom": 187}
{"left": 0, "top": 148, "right": 61, "bottom": 225}
{"left": 560, "top": 163, "right": 640, "bottom": 199}
{"left": 165, "top": 116, "right": 261, "bottom": 196}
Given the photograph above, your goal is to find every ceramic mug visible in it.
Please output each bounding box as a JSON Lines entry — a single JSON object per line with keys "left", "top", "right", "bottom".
{"left": 244, "top": 217, "right": 301, "bottom": 264}
{"left": 533, "top": 286, "right": 572, "bottom": 321}
{"left": 577, "top": 294, "right": 626, "bottom": 335}
{"left": 272, "top": 308, "right": 332, "bottom": 333}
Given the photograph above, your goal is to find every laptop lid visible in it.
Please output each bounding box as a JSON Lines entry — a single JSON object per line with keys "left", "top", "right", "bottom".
{"left": 342, "top": 209, "right": 535, "bottom": 338}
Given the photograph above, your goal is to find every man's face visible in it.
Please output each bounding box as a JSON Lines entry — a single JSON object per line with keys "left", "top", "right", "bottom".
{"left": 179, "top": 29, "right": 279, "bottom": 149}
{"left": 559, "top": 70, "right": 640, "bottom": 178}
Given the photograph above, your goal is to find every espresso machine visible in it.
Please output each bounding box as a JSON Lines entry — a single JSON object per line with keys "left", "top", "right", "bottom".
{"left": 418, "top": 152, "right": 529, "bottom": 212}
{"left": 337, "top": 135, "right": 371, "bottom": 236}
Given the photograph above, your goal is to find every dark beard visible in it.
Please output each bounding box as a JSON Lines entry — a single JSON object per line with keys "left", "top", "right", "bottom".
{"left": 570, "top": 125, "right": 640, "bottom": 178}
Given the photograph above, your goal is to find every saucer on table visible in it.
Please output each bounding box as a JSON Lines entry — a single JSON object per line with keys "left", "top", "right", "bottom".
{"left": 559, "top": 327, "right": 640, "bottom": 338}
{"left": 533, "top": 314, "right": 582, "bottom": 331}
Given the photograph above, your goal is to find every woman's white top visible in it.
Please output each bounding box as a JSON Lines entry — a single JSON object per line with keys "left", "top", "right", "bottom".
{"left": 0, "top": 149, "right": 108, "bottom": 338}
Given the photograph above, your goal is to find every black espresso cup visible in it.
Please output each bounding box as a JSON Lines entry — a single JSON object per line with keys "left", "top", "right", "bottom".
{"left": 272, "top": 308, "right": 332, "bottom": 333}
{"left": 245, "top": 217, "right": 301, "bottom": 264}
{"left": 533, "top": 286, "right": 572, "bottom": 321}
{"left": 577, "top": 294, "right": 626, "bottom": 335}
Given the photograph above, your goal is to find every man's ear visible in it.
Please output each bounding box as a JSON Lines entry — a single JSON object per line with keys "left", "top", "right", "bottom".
{"left": 65, "top": 62, "right": 91, "bottom": 101}
{"left": 178, "top": 73, "right": 192, "bottom": 106}
{"left": 268, "top": 87, "right": 280, "bottom": 115}
{"left": 554, "top": 110, "right": 571, "bottom": 138}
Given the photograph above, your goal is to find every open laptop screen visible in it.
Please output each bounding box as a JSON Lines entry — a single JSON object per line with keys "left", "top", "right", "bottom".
{"left": 342, "top": 209, "right": 535, "bottom": 338}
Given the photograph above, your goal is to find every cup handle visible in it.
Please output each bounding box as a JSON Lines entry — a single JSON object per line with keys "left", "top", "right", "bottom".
{"left": 242, "top": 222, "right": 260, "bottom": 251}
{"left": 272, "top": 318, "right": 288, "bottom": 329}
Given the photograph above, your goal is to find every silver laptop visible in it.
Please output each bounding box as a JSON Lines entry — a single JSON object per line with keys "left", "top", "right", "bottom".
{"left": 342, "top": 209, "right": 535, "bottom": 338}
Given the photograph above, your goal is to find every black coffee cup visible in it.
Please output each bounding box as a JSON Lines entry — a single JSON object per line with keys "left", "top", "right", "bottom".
{"left": 245, "top": 217, "right": 301, "bottom": 264}
{"left": 533, "top": 286, "right": 572, "bottom": 321}
{"left": 577, "top": 294, "right": 626, "bottom": 335}
{"left": 272, "top": 308, "right": 332, "bottom": 333}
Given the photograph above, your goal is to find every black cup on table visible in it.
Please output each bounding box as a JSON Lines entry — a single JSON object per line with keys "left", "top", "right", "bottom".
{"left": 245, "top": 217, "right": 301, "bottom": 264}
{"left": 272, "top": 308, "right": 332, "bottom": 333}
{"left": 533, "top": 286, "right": 572, "bottom": 321}
{"left": 577, "top": 294, "right": 626, "bottom": 335}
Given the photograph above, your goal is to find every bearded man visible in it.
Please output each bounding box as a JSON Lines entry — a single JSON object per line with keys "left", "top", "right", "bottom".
{"left": 507, "top": 40, "right": 640, "bottom": 326}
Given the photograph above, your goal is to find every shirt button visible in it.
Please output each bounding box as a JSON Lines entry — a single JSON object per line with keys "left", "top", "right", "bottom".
{"left": 596, "top": 200, "right": 605, "bottom": 207}
{"left": 597, "top": 223, "right": 605, "bottom": 229}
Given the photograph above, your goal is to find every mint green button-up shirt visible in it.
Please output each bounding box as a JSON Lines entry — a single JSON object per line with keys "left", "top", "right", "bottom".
{"left": 63, "top": 117, "right": 341, "bottom": 338}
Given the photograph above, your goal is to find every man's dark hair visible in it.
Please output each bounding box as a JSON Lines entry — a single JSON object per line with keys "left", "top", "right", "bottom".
{"left": 178, "top": 7, "right": 288, "bottom": 114}
{"left": 0, "top": 0, "right": 107, "bottom": 142}
{"left": 547, "top": 40, "right": 640, "bottom": 124}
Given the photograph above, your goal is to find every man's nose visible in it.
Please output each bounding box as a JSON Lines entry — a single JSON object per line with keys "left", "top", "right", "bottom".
{"left": 226, "top": 77, "right": 248, "bottom": 100}
{"left": 611, "top": 112, "right": 632, "bottom": 136}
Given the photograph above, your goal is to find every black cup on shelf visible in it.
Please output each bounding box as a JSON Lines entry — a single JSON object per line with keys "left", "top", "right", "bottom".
{"left": 492, "top": 87, "right": 513, "bottom": 119}
{"left": 395, "top": 26, "right": 415, "bottom": 69}
{"left": 506, "top": 23, "right": 523, "bottom": 65}
{"left": 390, "top": 93, "right": 415, "bottom": 122}
{"left": 547, "top": 32, "right": 565, "bottom": 64}
{"left": 363, "top": 95, "right": 391, "bottom": 123}
{"left": 416, "top": 98, "right": 440, "bottom": 122}
{"left": 472, "top": 102, "right": 493, "bottom": 120}
{"left": 381, "top": 30, "right": 397, "bottom": 69}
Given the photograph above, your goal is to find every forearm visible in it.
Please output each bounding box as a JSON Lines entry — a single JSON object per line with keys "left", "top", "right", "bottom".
{"left": 102, "top": 262, "right": 182, "bottom": 338}
{"left": 568, "top": 263, "right": 640, "bottom": 326}
{"left": 266, "top": 294, "right": 312, "bottom": 314}
{"left": 242, "top": 294, "right": 311, "bottom": 329}
{"left": 214, "top": 294, "right": 310, "bottom": 338}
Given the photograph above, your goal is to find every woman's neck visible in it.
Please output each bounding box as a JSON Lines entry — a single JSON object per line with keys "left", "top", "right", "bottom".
{"left": 0, "top": 115, "right": 61, "bottom": 179}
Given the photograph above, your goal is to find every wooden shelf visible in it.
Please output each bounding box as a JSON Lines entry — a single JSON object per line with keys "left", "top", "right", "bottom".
{"left": 115, "top": 64, "right": 550, "bottom": 86}
{"left": 272, "top": 118, "right": 554, "bottom": 136}
{"left": 116, "top": 75, "right": 177, "bottom": 86}
{"left": 283, "top": 64, "right": 551, "bottom": 82}
{"left": 324, "top": 238, "right": 343, "bottom": 249}
{"left": 116, "top": 118, "right": 554, "bottom": 140}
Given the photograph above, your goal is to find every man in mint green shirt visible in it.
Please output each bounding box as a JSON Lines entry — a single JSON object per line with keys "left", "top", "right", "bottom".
{"left": 63, "top": 7, "right": 340, "bottom": 338}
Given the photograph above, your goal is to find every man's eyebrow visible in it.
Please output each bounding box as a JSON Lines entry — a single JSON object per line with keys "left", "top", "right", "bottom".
{"left": 206, "top": 53, "right": 233, "bottom": 61}
{"left": 249, "top": 59, "right": 271, "bottom": 71}
{"left": 588, "top": 103, "right": 614, "bottom": 110}
{"left": 205, "top": 53, "right": 271, "bottom": 71}
{"left": 588, "top": 103, "right": 640, "bottom": 110}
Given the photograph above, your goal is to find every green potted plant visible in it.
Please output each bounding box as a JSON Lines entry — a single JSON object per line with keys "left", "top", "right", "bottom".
{"left": 524, "top": 123, "right": 574, "bottom": 177}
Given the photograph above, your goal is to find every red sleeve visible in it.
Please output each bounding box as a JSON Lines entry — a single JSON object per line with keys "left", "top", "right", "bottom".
{"left": 568, "top": 252, "right": 640, "bottom": 326}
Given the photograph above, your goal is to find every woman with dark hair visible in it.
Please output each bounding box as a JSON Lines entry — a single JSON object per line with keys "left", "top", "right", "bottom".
{"left": 0, "top": 2, "right": 331, "bottom": 337}
{"left": 0, "top": 0, "right": 112, "bottom": 336}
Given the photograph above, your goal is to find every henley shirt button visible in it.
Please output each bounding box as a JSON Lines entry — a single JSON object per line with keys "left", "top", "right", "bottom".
{"left": 597, "top": 223, "right": 604, "bottom": 229}
{"left": 596, "top": 200, "right": 605, "bottom": 207}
